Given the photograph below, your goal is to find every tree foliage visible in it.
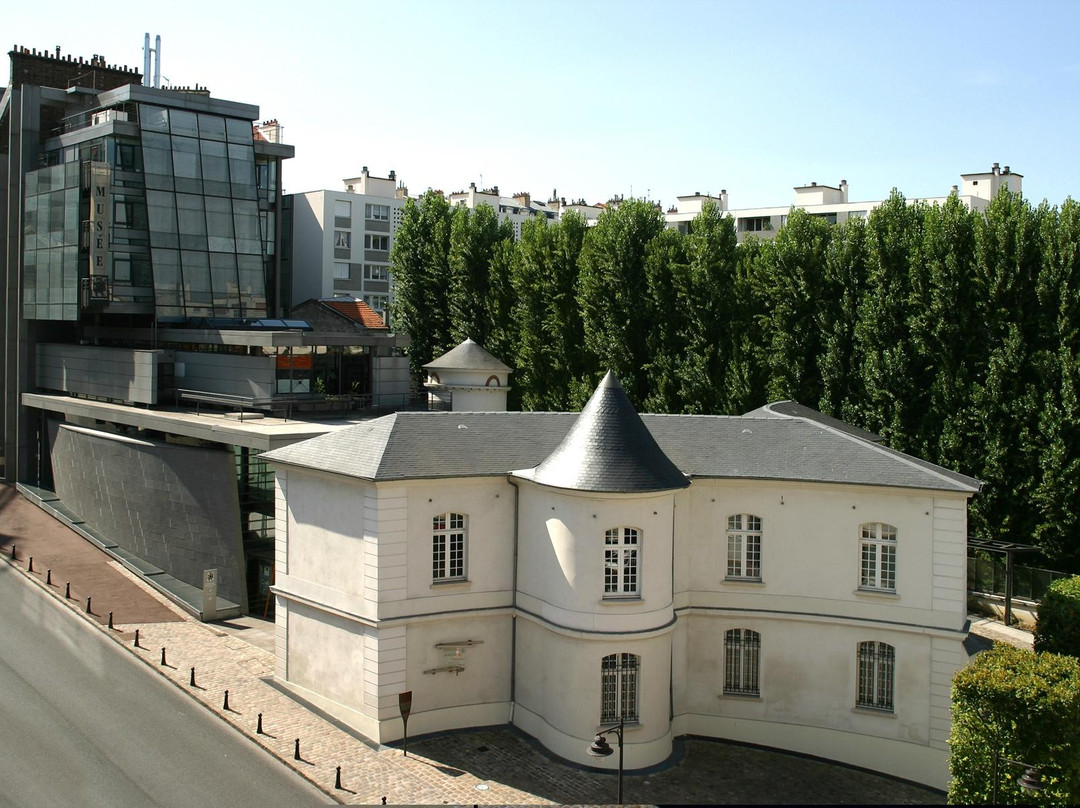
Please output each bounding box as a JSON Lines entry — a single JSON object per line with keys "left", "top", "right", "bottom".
{"left": 949, "top": 644, "right": 1080, "bottom": 804}
{"left": 390, "top": 190, "right": 1080, "bottom": 568}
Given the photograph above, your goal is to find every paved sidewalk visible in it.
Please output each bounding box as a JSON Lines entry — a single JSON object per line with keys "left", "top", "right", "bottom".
{"left": 1, "top": 484, "right": 947, "bottom": 805}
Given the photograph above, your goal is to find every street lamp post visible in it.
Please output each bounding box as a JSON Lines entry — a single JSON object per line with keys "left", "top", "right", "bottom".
{"left": 991, "top": 751, "right": 1044, "bottom": 805}
{"left": 587, "top": 717, "right": 625, "bottom": 805}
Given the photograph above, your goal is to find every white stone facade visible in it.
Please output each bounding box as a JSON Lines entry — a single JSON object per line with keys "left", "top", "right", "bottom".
{"left": 266, "top": 387, "right": 977, "bottom": 791}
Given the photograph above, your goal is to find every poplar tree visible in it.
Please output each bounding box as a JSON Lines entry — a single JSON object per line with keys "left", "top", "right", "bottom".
{"left": 578, "top": 199, "right": 666, "bottom": 406}
{"left": 390, "top": 191, "right": 452, "bottom": 378}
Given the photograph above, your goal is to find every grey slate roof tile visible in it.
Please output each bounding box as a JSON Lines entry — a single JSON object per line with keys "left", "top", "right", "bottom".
{"left": 265, "top": 405, "right": 980, "bottom": 494}
{"left": 528, "top": 371, "right": 689, "bottom": 493}
{"left": 423, "top": 338, "right": 513, "bottom": 373}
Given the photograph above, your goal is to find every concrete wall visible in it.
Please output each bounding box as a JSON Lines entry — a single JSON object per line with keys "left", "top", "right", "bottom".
{"left": 174, "top": 351, "right": 275, "bottom": 399}
{"left": 49, "top": 422, "right": 246, "bottom": 607}
{"left": 36, "top": 343, "right": 165, "bottom": 404}
{"left": 373, "top": 355, "right": 410, "bottom": 407}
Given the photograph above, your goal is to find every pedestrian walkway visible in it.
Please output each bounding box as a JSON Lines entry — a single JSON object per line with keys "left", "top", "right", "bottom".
{"left": 0, "top": 484, "right": 946, "bottom": 805}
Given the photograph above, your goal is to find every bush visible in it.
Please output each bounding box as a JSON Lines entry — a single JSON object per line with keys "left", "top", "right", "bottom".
{"left": 949, "top": 644, "right": 1080, "bottom": 804}
{"left": 1034, "top": 575, "right": 1080, "bottom": 655}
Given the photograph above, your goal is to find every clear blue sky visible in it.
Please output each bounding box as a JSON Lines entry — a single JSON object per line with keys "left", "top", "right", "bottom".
{"left": 8, "top": 0, "right": 1079, "bottom": 209}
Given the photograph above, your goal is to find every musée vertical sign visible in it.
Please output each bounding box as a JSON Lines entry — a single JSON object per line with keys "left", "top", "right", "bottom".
{"left": 88, "top": 162, "right": 111, "bottom": 275}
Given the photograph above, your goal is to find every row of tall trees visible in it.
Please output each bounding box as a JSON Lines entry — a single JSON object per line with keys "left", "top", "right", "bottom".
{"left": 391, "top": 190, "right": 1080, "bottom": 569}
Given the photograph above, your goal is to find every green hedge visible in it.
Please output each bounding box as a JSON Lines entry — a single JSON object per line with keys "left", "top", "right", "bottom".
{"left": 1034, "top": 575, "right": 1080, "bottom": 655}
{"left": 949, "top": 644, "right": 1080, "bottom": 804}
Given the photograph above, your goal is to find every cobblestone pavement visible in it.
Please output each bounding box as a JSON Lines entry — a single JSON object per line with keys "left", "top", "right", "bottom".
{"left": 1, "top": 486, "right": 947, "bottom": 805}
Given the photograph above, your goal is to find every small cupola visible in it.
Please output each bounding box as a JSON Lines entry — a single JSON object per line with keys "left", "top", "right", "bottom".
{"left": 422, "top": 338, "right": 513, "bottom": 411}
{"left": 527, "top": 371, "right": 689, "bottom": 492}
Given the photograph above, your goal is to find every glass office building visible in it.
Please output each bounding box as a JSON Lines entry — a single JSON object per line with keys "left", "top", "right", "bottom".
{"left": 21, "top": 85, "right": 285, "bottom": 325}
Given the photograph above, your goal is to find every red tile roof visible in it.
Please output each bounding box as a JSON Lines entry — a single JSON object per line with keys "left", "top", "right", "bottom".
{"left": 322, "top": 299, "right": 388, "bottom": 330}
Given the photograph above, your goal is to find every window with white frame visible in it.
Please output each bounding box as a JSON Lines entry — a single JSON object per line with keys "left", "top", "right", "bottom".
{"left": 334, "top": 199, "right": 351, "bottom": 218}
{"left": 364, "top": 234, "right": 390, "bottom": 251}
{"left": 600, "top": 652, "right": 639, "bottom": 723}
{"left": 856, "top": 641, "right": 895, "bottom": 711}
{"left": 363, "top": 294, "right": 389, "bottom": 321}
{"left": 332, "top": 263, "right": 350, "bottom": 280}
{"left": 724, "top": 628, "right": 761, "bottom": 696}
{"left": 363, "top": 264, "right": 389, "bottom": 281}
{"left": 432, "top": 513, "right": 466, "bottom": 581}
{"left": 726, "top": 514, "right": 761, "bottom": 580}
{"left": 334, "top": 230, "right": 351, "bottom": 248}
{"left": 365, "top": 202, "right": 390, "bottom": 221}
{"left": 860, "top": 522, "right": 897, "bottom": 591}
{"left": 604, "top": 527, "right": 639, "bottom": 597}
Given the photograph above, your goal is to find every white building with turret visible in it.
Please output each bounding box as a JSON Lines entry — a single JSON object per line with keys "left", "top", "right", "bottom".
{"left": 264, "top": 341, "right": 979, "bottom": 790}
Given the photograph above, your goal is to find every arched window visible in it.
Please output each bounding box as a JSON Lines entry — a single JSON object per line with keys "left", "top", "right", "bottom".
{"left": 856, "top": 641, "right": 895, "bottom": 711}
{"left": 860, "top": 523, "right": 897, "bottom": 592}
{"left": 604, "top": 527, "right": 640, "bottom": 598}
{"left": 600, "top": 652, "right": 639, "bottom": 723}
{"left": 724, "top": 629, "right": 761, "bottom": 696}
{"left": 432, "top": 512, "right": 467, "bottom": 581}
{"left": 726, "top": 514, "right": 761, "bottom": 580}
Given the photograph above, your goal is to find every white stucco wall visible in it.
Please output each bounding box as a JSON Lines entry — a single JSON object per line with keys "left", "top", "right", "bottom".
{"left": 270, "top": 461, "right": 971, "bottom": 789}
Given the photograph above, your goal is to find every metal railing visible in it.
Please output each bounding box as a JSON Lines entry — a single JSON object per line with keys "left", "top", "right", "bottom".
{"left": 967, "top": 553, "right": 1069, "bottom": 602}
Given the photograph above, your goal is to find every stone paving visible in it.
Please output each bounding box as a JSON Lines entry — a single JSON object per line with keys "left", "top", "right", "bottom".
{"left": 0, "top": 485, "right": 950, "bottom": 805}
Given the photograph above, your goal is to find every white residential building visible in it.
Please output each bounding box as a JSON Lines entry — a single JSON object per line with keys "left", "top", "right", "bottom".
{"left": 263, "top": 340, "right": 979, "bottom": 791}
{"left": 666, "top": 163, "right": 1023, "bottom": 242}
{"left": 286, "top": 167, "right": 408, "bottom": 323}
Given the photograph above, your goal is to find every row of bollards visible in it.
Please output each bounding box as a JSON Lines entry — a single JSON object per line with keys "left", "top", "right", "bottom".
{"left": 9, "top": 541, "right": 368, "bottom": 799}
{"left": 140, "top": 633, "right": 363, "bottom": 797}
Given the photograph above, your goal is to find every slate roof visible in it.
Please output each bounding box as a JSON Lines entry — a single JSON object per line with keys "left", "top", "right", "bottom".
{"left": 265, "top": 407, "right": 981, "bottom": 494}
{"left": 423, "top": 338, "right": 512, "bottom": 373}
{"left": 525, "top": 371, "right": 689, "bottom": 493}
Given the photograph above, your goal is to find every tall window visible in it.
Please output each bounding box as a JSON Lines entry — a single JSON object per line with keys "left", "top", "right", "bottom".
{"left": 726, "top": 514, "right": 762, "bottom": 580}
{"left": 334, "top": 230, "right": 351, "bottom": 248}
{"left": 332, "top": 263, "right": 350, "bottom": 280}
{"left": 604, "top": 527, "right": 639, "bottom": 597}
{"left": 856, "top": 641, "right": 895, "bottom": 711}
{"left": 601, "top": 653, "right": 639, "bottom": 723}
{"left": 432, "top": 513, "right": 466, "bottom": 581}
{"left": 334, "top": 199, "right": 352, "bottom": 219}
{"left": 860, "top": 523, "right": 897, "bottom": 591}
{"left": 724, "top": 629, "right": 761, "bottom": 696}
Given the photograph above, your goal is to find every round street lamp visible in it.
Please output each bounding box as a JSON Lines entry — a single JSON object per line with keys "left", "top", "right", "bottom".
{"left": 992, "top": 752, "right": 1045, "bottom": 805}
{"left": 586, "top": 719, "right": 624, "bottom": 805}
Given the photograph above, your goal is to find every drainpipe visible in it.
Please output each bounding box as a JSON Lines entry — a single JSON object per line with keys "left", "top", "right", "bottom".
{"left": 507, "top": 475, "right": 521, "bottom": 723}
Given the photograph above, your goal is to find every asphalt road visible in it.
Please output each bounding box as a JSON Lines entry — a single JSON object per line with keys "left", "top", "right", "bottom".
{"left": 0, "top": 564, "right": 329, "bottom": 808}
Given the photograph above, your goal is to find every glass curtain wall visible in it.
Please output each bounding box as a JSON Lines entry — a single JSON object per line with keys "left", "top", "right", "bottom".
{"left": 139, "top": 104, "right": 268, "bottom": 321}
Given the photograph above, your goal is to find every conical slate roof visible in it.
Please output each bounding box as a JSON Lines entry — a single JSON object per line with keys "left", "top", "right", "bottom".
{"left": 528, "top": 371, "right": 690, "bottom": 493}
{"left": 423, "top": 338, "right": 512, "bottom": 372}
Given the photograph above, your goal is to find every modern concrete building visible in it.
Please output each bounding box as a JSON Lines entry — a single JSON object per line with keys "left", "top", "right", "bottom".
{"left": 666, "top": 163, "right": 1023, "bottom": 242}
{"left": 0, "top": 45, "right": 408, "bottom": 619}
{"left": 285, "top": 167, "right": 410, "bottom": 324}
{"left": 265, "top": 346, "right": 980, "bottom": 790}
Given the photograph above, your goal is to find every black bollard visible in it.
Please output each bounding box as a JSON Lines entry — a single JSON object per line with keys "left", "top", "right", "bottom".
{"left": 10, "top": 544, "right": 14, "bottom": 560}
{"left": 108, "top": 611, "right": 114, "bottom": 630}
{"left": 85, "top": 596, "right": 92, "bottom": 614}
{"left": 46, "top": 569, "right": 51, "bottom": 585}
{"left": 294, "top": 738, "right": 301, "bottom": 760}
{"left": 257, "top": 713, "right": 264, "bottom": 734}
{"left": 335, "top": 766, "right": 342, "bottom": 790}
{"left": 223, "top": 690, "right": 230, "bottom": 711}
{"left": 382, "top": 797, "right": 387, "bottom": 805}
{"left": 190, "top": 667, "right": 196, "bottom": 687}
{"left": 65, "top": 582, "right": 70, "bottom": 599}
{"left": 160, "top": 647, "right": 167, "bottom": 665}
{"left": 134, "top": 629, "right": 140, "bottom": 648}
{"left": 28, "top": 556, "right": 33, "bottom": 572}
